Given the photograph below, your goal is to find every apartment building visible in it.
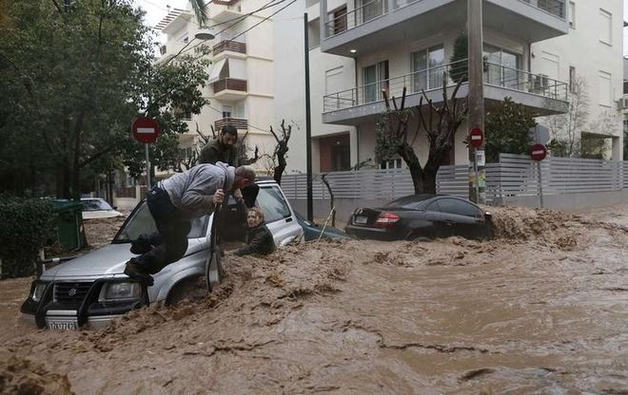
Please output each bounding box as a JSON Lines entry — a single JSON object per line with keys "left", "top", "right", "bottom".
{"left": 156, "top": 4, "right": 276, "bottom": 171}
{"left": 277, "top": 0, "right": 624, "bottom": 173}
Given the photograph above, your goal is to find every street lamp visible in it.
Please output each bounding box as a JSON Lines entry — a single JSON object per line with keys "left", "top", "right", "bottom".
{"left": 194, "top": 28, "right": 216, "bottom": 41}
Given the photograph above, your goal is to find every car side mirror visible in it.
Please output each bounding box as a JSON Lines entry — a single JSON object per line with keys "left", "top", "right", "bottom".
{"left": 484, "top": 212, "right": 492, "bottom": 222}
{"left": 113, "top": 206, "right": 118, "bottom": 210}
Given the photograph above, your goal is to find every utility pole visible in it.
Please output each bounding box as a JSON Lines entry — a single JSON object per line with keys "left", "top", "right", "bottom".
{"left": 467, "top": 0, "right": 486, "bottom": 204}
{"left": 304, "top": 12, "right": 313, "bottom": 221}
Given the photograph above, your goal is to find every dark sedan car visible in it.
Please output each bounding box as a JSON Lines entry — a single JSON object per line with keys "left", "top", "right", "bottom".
{"left": 294, "top": 212, "right": 350, "bottom": 241}
{"left": 345, "top": 194, "right": 492, "bottom": 241}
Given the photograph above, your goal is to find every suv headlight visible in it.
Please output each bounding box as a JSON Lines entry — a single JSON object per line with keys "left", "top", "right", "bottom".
{"left": 98, "top": 282, "right": 141, "bottom": 302}
{"left": 32, "top": 282, "right": 47, "bottom": 302}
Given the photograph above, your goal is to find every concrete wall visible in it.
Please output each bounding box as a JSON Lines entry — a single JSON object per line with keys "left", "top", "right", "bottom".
{"left": 532, "top": 0, "right": 624, "bottom": 159}
{"left": 274, "top": 0, "right": 357, "bottom": 173}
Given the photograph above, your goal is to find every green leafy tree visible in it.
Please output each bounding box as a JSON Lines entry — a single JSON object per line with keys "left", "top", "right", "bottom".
{"left": 449, "top": 32, "right": 468, "bottom": 84}
{"left": 0, "top": 0, "right": 210, "bottom": 196}
{"left": 484, "top": 97, "right": 536, "bottom": 162}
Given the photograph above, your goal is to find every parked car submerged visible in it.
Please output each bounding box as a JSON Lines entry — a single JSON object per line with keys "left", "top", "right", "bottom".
{"left": 21, "top": 180, "right": 303, "bottom": 330}
{"left": 345, "top": 194, "right": 492, "bottom": 241}
{"left": 294, "top": 212, "right": 351, "bottom": 241}
{"left": 80, "top": 198, "right": 123, "bottom": 220}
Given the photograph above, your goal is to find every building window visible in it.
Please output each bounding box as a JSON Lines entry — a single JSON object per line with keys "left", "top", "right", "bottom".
{"left": 483, "top": 44, "right": 522, "bottom": 89}
{"left": 598, "top": 71, "right": 612, "bottom": 107}
{"left": 568, "top": 1, "right": 575, "bottom": 29}
{"left": 623, "top": 118, "right": 628, "bottom": 134}
{"left": 328, "top": 5, "right": 347, "bottom": 35}
{"left": 412, "top": 45, "right": 445, "bottom": 92}
{"left": 569, "top": 66, "right": 576, "bottom": 93}
{"left": 380, "top": 158, "right": 402, "bottom": 169}
{"left": 599, "top": 9, "right": 612, "bottom": 45}
{"left": 363, "top": 60, "right": 389, "bottom": 103}
{"left": 222, "top": 105, "right": 233, "bottom": 118}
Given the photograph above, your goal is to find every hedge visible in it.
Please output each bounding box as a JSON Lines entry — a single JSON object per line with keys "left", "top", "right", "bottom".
{"left": 0, "top": 195, "right": 54, "bottom": 279}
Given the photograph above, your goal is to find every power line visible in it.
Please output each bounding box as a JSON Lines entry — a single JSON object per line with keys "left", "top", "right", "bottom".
{"left": 208, "top": 0, "right": 286, "bottom": 29}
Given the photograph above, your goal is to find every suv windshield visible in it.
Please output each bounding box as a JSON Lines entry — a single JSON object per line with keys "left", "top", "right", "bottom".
{"left": 113, "top": 200, "right": 209, "bottom": 243}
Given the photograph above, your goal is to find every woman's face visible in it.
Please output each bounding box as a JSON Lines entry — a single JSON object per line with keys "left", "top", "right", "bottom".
{"left": 247, "top": 212, "right": 262, "bottom": 228}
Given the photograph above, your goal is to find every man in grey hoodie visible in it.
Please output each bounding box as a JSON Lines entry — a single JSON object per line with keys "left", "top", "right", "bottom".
{"left": 124, "top": 162, "right": 256, "bottom": 285}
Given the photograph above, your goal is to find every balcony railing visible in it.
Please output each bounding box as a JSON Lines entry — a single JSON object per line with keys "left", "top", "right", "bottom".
{"left": 323, "top": 59, "right": 568, "bottom": 112}
{"left": 518, "top": 0, "right": 565, "bottom": 19}
{"left": 325, "top": 0, "right": 387, "bottom": 38}
{"left": 214, "top": 117, "right": 248, "bottom": 130}
{"left": 213, "top": 78, "right": 247, "bottom": 93}
{"left": 213, "top": 40, "right": 247, "bottom": 56}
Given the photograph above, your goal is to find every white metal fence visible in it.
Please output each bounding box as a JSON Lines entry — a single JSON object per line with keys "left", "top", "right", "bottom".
{"left": 282, "top": 154, "right": 628, "bottom": 204}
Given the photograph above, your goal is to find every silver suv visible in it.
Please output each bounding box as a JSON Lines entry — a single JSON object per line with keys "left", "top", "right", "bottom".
{"left": 20, "top": 179, "right": 302, "bottom": 330}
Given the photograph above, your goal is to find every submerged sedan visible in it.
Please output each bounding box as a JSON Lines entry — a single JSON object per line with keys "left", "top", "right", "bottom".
{"left": 345, "top": 194, "right": 492, "bottom": 241}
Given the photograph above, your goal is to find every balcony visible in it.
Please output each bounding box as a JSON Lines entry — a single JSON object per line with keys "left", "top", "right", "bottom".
{"left": 212, "top": 78, "right": 248, "bottom": 101}
{"left": 212, "top": 40, "right": 247, "bottom": 56}
{"left": 214, "top": 117, "right": 248, "bottom": 130}
{"left": 321, "top": 0, "right": 568, "bottom": 56}
{"left": 322, "top": 59, "right": 569, "bottom": 125}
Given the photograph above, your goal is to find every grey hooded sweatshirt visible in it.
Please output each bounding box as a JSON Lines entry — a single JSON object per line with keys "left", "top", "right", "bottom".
{"left": 159, "top": 162, "right": 235, "bottom": 219}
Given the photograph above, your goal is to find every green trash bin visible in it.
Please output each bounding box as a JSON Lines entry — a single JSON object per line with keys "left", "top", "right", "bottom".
{"left": 51, "top": 200, "right": 86, "bottom": 251}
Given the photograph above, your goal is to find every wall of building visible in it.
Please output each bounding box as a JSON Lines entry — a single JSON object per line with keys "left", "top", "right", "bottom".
{"left": 274, "top": 0, "right": 357, "bottom": 174}
{"left": 532, "top": 0, "right": 624, "bottom": 159}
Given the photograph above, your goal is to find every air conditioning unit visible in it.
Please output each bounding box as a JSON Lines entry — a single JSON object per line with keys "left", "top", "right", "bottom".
{"left": 617, "top": 97, "right": 628, "bottom": 109}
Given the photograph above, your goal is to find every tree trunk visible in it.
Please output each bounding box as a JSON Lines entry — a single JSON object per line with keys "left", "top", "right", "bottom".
{"left": 273, "top": 146, "right": 287, "bottom": 185}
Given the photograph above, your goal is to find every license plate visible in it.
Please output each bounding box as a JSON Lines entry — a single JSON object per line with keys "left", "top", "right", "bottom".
{"left": 355, "top": 216, "right": 367, "bottom": 224}
{"left": 47, "top": 320, "right": 78, "bottom": 331}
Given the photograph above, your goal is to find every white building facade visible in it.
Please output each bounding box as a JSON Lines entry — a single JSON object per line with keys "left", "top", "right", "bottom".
{"left": 157, "top": 4, "right": 276, "bottom": 171}
{"left": 276, "top": 0, "right": 624, "bottom": 173}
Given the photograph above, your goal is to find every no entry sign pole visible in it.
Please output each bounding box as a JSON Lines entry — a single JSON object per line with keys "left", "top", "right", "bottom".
{"left": 132, "top": 117, "right": 161, "bottom": 189}
{"left": 530, "top": 143, "right": 548, "bottom": 208}
{"left": 145, "top": 145, "right": 151, "bottom": 188}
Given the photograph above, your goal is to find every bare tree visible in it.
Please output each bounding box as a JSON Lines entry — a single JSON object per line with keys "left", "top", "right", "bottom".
{"left": 546, "top": 77, "right": 589, "bottom": 157}
{"left": 376, "top": 76, "right": 467, "bottom": 194}
{"left": 320, "top": 173, "right": 335, "bottom": 227}
{"left": 269, "top": 119, "right": 292, "bottom": 185}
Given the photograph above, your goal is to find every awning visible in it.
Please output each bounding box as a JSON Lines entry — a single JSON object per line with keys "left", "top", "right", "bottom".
{"left": 208, "top": 58, "right": 227, "bottom": 83}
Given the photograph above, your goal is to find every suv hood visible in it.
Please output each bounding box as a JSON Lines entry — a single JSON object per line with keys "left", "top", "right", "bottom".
{"left": 41, "top": 239, "right": 207, "bottom": 280}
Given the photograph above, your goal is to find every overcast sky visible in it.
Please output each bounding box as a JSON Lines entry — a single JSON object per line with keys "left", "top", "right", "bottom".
{"left": 135, "top": 0, "right": 628, "bottom": 55}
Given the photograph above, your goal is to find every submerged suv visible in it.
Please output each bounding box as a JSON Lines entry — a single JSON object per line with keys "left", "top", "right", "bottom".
{"left": 21, "top": 179, "right": 302, "bottom": 330}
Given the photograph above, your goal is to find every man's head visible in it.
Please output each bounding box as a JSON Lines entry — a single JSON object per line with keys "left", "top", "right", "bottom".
{"left": 246, "top": 207, "right": 265, "bottom": 228}
{"left": 220, "top": 125, "right": 238, "bottom": 147}
{"left": 233, "top": 166, "right": 256, "bottom": 190}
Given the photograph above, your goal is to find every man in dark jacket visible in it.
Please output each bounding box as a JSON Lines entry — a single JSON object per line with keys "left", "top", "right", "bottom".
{"left": 234, "top": 207, "right": 275, "bottom": 256}
{"left": 125, "top": 163, "right": 256, "bottom": 285}
{"left": 199, "top": 125, "right": 239, "bottom": 167}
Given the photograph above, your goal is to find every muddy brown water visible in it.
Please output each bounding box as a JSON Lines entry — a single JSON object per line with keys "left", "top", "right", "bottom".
{"left": 1, "top": 206, "right": 627, "bottom": 394}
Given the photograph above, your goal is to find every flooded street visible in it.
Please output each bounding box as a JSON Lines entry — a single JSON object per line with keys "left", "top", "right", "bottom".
{"left": 1, "top": 206, "right": 627, "bottom": 394}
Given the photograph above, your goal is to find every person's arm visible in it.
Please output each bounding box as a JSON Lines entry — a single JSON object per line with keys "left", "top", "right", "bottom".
{"left": 180, "top": 168, "right": 224, "bottom": 213}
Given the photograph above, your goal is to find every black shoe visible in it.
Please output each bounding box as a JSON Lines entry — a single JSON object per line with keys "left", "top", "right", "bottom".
{"left": 124, "top": 261, "right": 154, "bottom": 286}
{"left": 130, "top": 235, "right": 153, "bottom": 255}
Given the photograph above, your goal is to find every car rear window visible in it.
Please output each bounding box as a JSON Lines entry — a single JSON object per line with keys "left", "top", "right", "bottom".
{"left": 113, "top": 201, "right": 208, "bottom": 243}
{"left": 384, "top": 194, "right": 434, "bottom": 209}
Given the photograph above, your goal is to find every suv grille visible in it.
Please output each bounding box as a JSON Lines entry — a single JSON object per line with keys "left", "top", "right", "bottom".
{"left": 54, "top": 282, "right": 93, "bottom": 309}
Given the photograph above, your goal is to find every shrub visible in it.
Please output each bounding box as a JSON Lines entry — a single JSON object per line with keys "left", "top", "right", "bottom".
{"left": 0, "top": 195, "right": 54, "bottom": 279}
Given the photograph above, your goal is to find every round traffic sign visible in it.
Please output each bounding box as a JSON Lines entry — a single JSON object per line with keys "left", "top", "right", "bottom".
{"left": 469, "top": 127, "right": 483, "bottom": 148}
{"left": 132, "top": 117, "right": 161, "bottom": 144}
{"left": 530, "top": 143, "right": 547, "bottom": 161}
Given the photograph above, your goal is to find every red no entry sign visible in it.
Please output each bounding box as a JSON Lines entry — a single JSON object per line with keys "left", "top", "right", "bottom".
{"left": 530, "top": 143, "right": 547, "bottom": 161}
{"left": 132, "top": 117, "right": 161, "bottom": 144}
{"left": 469, "top": 127, "right": 483, "bottom": 148}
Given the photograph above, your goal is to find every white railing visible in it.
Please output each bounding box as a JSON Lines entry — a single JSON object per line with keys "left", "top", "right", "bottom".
{"left": 324, "top": 0, "right": 387, "bottom": 38}
{"left": 282, "top": 154, "right": 626, "bottom": 202}
{"left": 323, "top": 59, "right": 568, "bottom": 113}
{"left": 518, "top": 0, "right": 566, "bottom": 20}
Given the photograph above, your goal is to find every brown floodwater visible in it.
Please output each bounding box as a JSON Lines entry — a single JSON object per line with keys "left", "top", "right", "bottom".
{"left": 1, "top": 205, "right": 627, "bottom": 394}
